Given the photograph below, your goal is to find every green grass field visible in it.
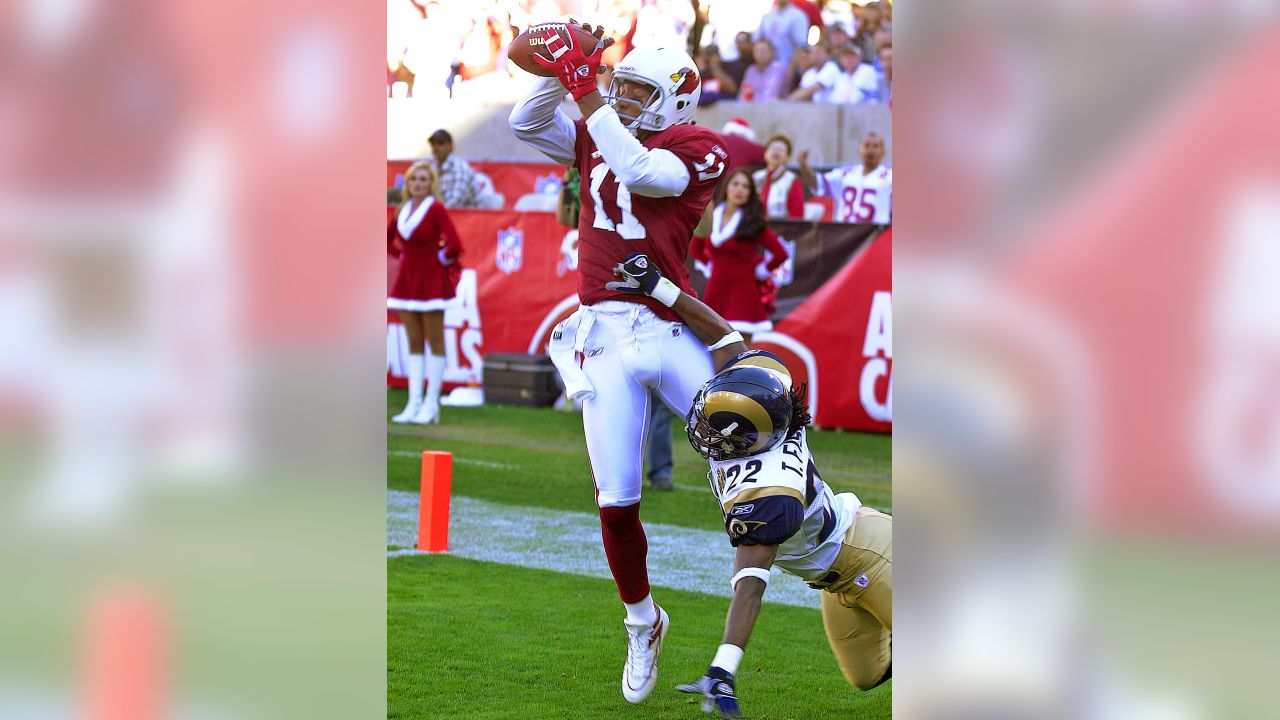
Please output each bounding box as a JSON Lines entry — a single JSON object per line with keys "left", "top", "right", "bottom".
{"left": 387, "top": 390, "right": 891, "bottom": 719}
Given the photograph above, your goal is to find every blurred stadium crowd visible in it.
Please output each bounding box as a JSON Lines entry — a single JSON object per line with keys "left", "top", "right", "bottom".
{"left": 388, "top": 1, "right": 892, "bottom": 223}
{"left": 388, "top": 0, "right": 891, "bottom": 107}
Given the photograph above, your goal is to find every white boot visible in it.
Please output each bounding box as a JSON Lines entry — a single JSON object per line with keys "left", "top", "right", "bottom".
{"left": 392, "top": 353, "right": 425, "bottom": 423}
{"left": 412, "top": 353, "right": 445, "bottom": 424}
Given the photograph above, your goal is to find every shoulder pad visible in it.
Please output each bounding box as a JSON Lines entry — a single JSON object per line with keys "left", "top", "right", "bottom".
{"left": 725, "top": 494, "right": 804, "bottom": 547}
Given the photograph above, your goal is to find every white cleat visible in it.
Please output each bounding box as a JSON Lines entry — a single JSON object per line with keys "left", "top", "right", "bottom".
{"left": 622, "top": 605, "right": 669, "bottom": 703}
{"left": 391, "top": 401, "right": 421, "bottom": 424}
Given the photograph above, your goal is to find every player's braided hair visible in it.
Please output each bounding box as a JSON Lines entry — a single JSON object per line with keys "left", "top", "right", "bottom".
{"left": 786, "top": 381, "right": 811, "bottom": 435}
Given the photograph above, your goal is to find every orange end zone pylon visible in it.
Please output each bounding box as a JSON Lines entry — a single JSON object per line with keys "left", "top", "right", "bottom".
{"left": 417, "top": 450, "right": 453, "bottom": 552}
{"left": 86, "top": 590, "right": 164, "bottom": 720}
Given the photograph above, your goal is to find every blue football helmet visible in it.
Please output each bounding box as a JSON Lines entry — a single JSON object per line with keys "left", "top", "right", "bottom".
{"left": 686, "top": 365, "right": 793, "bottom": 461}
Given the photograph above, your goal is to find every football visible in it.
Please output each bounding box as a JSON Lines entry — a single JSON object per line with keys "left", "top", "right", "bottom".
{"left": 508, "top": 22, "right": 602, "bottom": 77}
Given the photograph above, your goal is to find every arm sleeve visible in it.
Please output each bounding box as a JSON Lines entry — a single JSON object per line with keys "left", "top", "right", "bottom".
{"left": 690, "top": 233, "right": 710, "bottom": 264}
{"left": 584, "top": 105, "right": 690, "bottom": 198}
{"left": 387, "top": 216, "right": 401, "bottom": 258}
{"left": 761, "top": 228, "right": 789, "bottom": 270}
{"left": 434, "top": 204, "right": 462, "bottom": 261}
{"left": 508, "top": 76, "right": 578, "bottom": 167}
{"left": 814, "top": 167, "right": 843, "bottom": 197}
{"left": 786, "top": 177, "right": 805, "bottom": 218}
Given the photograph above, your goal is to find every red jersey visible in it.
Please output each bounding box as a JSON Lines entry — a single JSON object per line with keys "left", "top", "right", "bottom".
{"left": 573, "top": 118, "right": 729, "bottom": 321}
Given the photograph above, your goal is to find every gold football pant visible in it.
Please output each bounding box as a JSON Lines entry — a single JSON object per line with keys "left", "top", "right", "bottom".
{"left": 819, "top": 506, "right": 893, "bottom": 690}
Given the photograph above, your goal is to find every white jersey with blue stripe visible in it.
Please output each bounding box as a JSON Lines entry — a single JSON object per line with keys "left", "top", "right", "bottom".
{"left": 708, "top": 428, "right": 861, "bottom": 582}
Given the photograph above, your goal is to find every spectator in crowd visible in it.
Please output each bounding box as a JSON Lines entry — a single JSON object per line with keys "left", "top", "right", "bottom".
{"left": 719, "top": 117, "right": 766, "bottom": 175}
{"left": 827, "top": 21, "right": 854, "bottom": 52}
{"left": 791, "top": 0, "right": 826, "bottom": 32}
{"left": 787, "top": 41, "right": 841, "bottom": 102}
{"left": 821, "top": 4, "right": 855, "bottom": 37}
{"left": 428, "top": 129, "right": 481, "bottom": 208}
{"left": 388, "top": 58, "right": 416, "bottom": 98}
{"left": 754, "top": 0, "right": 810, "bottom": 68}
{"left": 753, "top": 134, "right": 806, "bottom": 220}
{"left": 720, "top": 31, "right": 756, "bottom": 90}
{"left": 690, "top": 169, "right": 790, "bottom": 344}
{"left": 797, "top": 131, "right": 892, "bottom": 224}
{"left": 785, "top": 45, "right": 814, "bottom": 96}
{"left": 645, "top": 394, "right": 675, "bottom": 491}
{"left": 740, "top": 39, "right": 787, "bottom": 102}
{"left": 695, "top": 45, "right": 739, "bottom": 104}
{"left": 853, "top": 2, "right": 887, "bottom": 61}
{"left": 878, "top": 46, "right": 892, "bottom": 104}
{"left": 388, "top": 161, "right": 464, "bottom": 425}
{"left": 831, "top": 46, "right": 882, "bottom": 104}
{"left": 633, "top": 0, "right": 694, "bottom": 50}
{"left": 873, "top": 27, "right": 893, "bottom": 70}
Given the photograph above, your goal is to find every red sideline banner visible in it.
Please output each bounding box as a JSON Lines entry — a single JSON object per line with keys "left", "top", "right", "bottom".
{"left": 388, "top": 208, "right": 890, "bottom": 432}
{"left": 388, "top": 210, "right": 579, "bottom": 389}
{"left": 755, "top": 227, "right": 892, "bottom": 432}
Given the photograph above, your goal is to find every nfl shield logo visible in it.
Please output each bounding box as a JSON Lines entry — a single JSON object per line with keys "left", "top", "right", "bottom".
{"left": 534, "top": 173, "right": 561, "bottom": 195}
{"left": 854, "top": 572, "right": 869, "bottom": 588}
{"left": 496, "top": 227, "right": 523, "bottom": 275}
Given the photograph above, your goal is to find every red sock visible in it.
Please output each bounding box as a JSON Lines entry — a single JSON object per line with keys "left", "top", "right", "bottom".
{"left": 599, "top": 504, "right": 650, "bottom": 603}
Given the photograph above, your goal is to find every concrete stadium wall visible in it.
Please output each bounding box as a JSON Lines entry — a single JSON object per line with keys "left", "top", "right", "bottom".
{"left": 388, "top": 99, "right": 891, "bottom": 168}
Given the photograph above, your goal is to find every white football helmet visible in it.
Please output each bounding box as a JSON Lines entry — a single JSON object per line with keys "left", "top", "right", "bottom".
{"left": 604, "top": 46, "right": 701, "bottom": 133}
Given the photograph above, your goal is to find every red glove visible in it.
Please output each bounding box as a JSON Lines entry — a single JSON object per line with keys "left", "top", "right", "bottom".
{"left": 531, "top": 25, "right": 606, "bottom": 100}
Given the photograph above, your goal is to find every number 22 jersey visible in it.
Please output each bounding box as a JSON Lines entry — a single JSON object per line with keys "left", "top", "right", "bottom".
{"left": 572, "top": 117, "right": 729, "bottom": 321}
{"left": 707, "top": 428, "right": 861, "bottom": 582}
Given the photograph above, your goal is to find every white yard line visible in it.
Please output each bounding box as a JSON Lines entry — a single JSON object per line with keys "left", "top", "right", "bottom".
{"left": 388, "top": 450, "right": 516, "bottom": 470}
{"left": 387, "top": 490, "right": 820, "bottom": 609}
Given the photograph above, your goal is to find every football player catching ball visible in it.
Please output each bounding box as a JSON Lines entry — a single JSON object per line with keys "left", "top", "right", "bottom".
{"left": 508, "top": 20, "right": 731, "bottom": 704}
{"left": 610, "top": 252, "right": 893, "bottom": 718}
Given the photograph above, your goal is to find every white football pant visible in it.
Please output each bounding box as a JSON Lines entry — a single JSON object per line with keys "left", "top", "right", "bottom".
{"left": 574, "top": 301, "right": 713, "bottom": 508}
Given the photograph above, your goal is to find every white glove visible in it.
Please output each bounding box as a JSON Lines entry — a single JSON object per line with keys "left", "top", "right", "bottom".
{"left": 437, "top": 248, "right": 456, "bottom": 266}
{"left": 754, "top": 262, "right": 772, "bottom": 281}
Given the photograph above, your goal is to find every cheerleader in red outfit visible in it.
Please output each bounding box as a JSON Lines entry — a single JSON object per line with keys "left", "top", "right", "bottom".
{"left": 752, "top": 133, "right": 806, "bottom": 220}
{"left": 690, "top": 168, "right": 790, "bottom": 345}
{"left": 388, "top": 161, "right": 462, "bottom": 424}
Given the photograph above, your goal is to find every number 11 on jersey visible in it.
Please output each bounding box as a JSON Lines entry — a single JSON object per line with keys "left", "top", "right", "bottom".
{"left": 589, "top": 163, "right": 646, "bottom": 240}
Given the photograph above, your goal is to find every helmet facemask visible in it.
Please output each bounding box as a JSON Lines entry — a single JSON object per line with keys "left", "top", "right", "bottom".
{"left": 684, "top": 367, "right": 794, "bottom": 461}
{"left": 604, "top": 75, "right": 663, "bottom": 133}
{"left": 685, "top": 389, "right": 754, "bottom": 461}
{"left": 604, "top": 47, "right": 702, "bottom": 134}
